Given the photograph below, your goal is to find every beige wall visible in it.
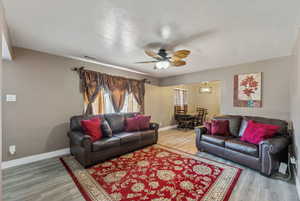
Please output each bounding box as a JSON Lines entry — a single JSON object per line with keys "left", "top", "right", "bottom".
{"left": 290, "top": 30, "right": 300, "bottom": 194}
{"left": 2, "top": 47, "right": 159, "bottom": 161}
{"left": 0, "top": 1, "right": 4, "bottom": 198}
{"left": 187, "top": 82, "right": 221, "bottom": 120}
{"left": 160, "top": 56, "right": 292, "bottom": 121}
{"left": 145, "top": 82, "right": 221, "bottom": 127}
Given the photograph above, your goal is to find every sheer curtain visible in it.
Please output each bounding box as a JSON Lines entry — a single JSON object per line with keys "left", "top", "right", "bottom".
{"left": 174, "top": 88, "right": 188, "bottom": 106}
{"left": 103, "top": 92, "right": 139, "bottom": 114}
{"left": 174, "top": 88, "right": 188, "bottom": 113}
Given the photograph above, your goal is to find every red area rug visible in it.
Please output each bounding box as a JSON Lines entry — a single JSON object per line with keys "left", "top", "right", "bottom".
{"left": 61, "top": 145, "right": 242, "bottom": 201}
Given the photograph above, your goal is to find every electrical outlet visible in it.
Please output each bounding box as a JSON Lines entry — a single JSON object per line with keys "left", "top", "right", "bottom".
{"left": 291, "top": 156, "right": 297, "bottom": 165}
{"left": 279, "top": 162, "right": 288, "bottom": 174}
{"left": 9, "top": 145, "right": 16, "bottom": 155}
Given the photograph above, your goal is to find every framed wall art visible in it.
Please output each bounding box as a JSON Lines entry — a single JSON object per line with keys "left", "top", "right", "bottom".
{"left": 233, "top": 72, "right": 262, "bottom": 107}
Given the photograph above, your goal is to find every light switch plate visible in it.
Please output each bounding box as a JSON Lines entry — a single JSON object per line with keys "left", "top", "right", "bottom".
{"left": 6, "top": 94, "right": 16, "bottom": 102}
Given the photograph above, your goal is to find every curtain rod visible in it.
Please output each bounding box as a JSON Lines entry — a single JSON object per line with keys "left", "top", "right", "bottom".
{"left": 71, "top": 67, "right": 151, "bottom": 84}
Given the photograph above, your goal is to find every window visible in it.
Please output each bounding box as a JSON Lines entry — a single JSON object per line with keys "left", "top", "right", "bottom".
{"left": 174, "top": 88, "right": 188, "bottom": 106}
{"left": 86, "top": 89, "right": 140, "bottom": 114}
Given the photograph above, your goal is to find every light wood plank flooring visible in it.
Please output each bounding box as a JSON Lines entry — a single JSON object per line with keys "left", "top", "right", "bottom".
{"left": 3, "top": 129, "right": 299, "bottom": 201}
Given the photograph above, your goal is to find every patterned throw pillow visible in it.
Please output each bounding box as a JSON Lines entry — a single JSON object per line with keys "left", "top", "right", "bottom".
{"left": 125, "top": 116, "right": 140, "bottom": 132}
{"left": 211, "top": 120, "right": 231, "bottom": 136}
{"left": 241, "top": 120, "right": 279, "bottom": 144}
{"left": 136, "top": 115, "right": 151, "bottom": 130}
{"left": 80, "top": 117, "right": 103, "bottom": 142}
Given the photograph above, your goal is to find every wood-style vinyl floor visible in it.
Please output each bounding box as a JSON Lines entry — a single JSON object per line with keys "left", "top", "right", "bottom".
{"left": 3, "top": 129, "right": 300, "bottom": 201}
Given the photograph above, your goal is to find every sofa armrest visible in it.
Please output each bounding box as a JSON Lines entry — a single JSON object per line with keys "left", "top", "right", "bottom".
{"left": 259, "top": 136, "right": 290, "bottom": 176}
{"left": 259, "top": 136, "right": 290, "bottom": 154}
{"left": 195, "top": 126, "right": 207, "bottom": 138}
{"left": 150, "top": 122, "right": 159, "bottom": 131}
{"left": 68, "top": 131, "right": 92, "bottom": 151}
{"left": 195, "top": 126, "right": 207, "bottom": 150}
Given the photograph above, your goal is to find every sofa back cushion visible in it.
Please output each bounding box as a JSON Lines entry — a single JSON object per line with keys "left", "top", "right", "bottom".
{"left": 213, "top": 115, "right": 242, "bottom": 137}
{"left": 104, "top": 113, "right": 125, "bottom": 133}
{"left": 102, "top": 120, "right": 113, "bottom": 137}
{"left": 124, "top": 112, "right": 140, "bottom": 118}
{"left": 242, "top": 116, "right": 288, "bottom": 135}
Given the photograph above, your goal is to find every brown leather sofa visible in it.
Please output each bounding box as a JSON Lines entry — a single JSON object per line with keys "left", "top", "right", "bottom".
{"left": 68, "top": 112, "right": 159, "bottom": 167}
{"left": 195, "top": 115, "right": 291, "bottom": 176}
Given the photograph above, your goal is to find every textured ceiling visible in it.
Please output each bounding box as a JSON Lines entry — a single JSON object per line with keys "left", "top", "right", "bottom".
{"left": 3, "top": 0, "right": 300, "bottom": 77}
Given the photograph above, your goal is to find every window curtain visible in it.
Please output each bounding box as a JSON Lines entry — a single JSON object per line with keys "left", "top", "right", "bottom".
{"left": 79, "top": 70, "right": 103, "bottom": 115}
{"left": 129, "top": 80, "right": 145, "bottom": 114}
{"left": 78, "top": 68, "right": 145, "bottom": 114}
{"left": 104, "top": 75, "right": 129, "bottom": 113}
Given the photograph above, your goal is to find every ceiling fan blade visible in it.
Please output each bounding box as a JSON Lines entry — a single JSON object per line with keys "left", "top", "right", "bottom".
{"left": 171, "top": 60, "right": 186, "bottom": 67}
{"left": 173, "top": 50, "right": 191, "bottom": 59}
{"left": 145, "top": 50, "right": 162, "bottom": 60}
{"left": 136, "top": 61, "right": 157, "bottom": 64}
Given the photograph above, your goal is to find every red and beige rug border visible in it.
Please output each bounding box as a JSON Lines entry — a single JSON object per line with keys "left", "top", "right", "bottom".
{"left": 61, "top": 144, "right": 242, "bottom": 201}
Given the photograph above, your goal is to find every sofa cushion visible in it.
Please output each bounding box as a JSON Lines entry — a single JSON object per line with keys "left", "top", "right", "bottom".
{"left": 70, "top": 115, "right": 104, "bottom": 132}
{"left": 125, "top": 116, "right": 140, "bottom": 132}
{"left": 136, "top": 115, "right": 151, "bottom": 130}
{"left": 241, "top": 120, "right": 280, "bottom": 144}
{"left": 140, "top": 130, "right": 156, "bottom": 140}
{"left": 225, "top": 138, "right": 258, "bottom": 157}
{"left": 123, "top": 112, "right": 140, "bottom": 118}
{"left": 213, "top": 115, "right": 242, "bottom": 137}
{"left": 81, "top": 117, "right": 103, "bottom": 142}
{"left": 101, "top": 120, "right": 113, "bottom": 138}
{"left": 115, "top": 132, "right": 141, "bottom": 144}
{"left": 204, "top": 122, "right": 212, "bottom": 134}
{"left": 104, "top": 113, "right": 125, "bottom": 133}
{"left": 211, "top": 120, "right": 231, "bottom": 136}
{"left": 238, "top": 119, "right": 248, "bottom": 136}
{"left": 92, "top": 136, "right": 120, "bottom": 152}
{"left": 202, "top": 134, "right": 229, "bottom": 147}
{"left": 243, "top": 116, "right": 287, "bottom": 135}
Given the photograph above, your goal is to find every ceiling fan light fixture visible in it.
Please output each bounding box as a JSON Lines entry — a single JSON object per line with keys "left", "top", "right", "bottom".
{"left": 156, "top": 60, "right": 170, "bottom": 69}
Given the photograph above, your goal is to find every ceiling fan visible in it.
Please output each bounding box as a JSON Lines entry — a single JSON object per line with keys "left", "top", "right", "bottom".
{"left": 136, "top": 48, "right": 191, "bottom": 69}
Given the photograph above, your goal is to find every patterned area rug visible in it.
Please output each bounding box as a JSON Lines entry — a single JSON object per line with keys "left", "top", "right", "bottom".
{"left": 61, "top": 145, "right": 242, "bottom": 201}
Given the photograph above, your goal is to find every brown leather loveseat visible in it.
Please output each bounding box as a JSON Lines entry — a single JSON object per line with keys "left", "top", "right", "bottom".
{"left": 195, "top": 115, "right": 291, "bottom": 176}
{"left": 68, "top": 112, "right": 159, "bottom": 167}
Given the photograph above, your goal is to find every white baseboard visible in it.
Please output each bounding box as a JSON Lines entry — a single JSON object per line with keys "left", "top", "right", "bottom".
{"left": 159, "top": 125, "right": 177, "bottom": 131}
{"left": 2, "top": 148, "right": 70, "bottom": 169}
{"left": 296, "top": 175, "right": 300, "bottom": 200}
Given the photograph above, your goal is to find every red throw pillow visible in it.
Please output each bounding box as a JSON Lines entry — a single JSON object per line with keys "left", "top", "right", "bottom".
{"left": 125, "top": 117, "right": 140, "bottom": 132}
{"left": 241, "top": 121, "right": 279, "bottom": 144}
{"left": 81, "top": 117, "right": 103, "bottom": 142}
{"left": 136, "top": 115, "right": 151, "bottom": 130}
{"left": 249, "top": 121, "right": 280, "bottom": 132}
{"left": 211, "top": 120, "right": 231, "bottom": 136}
{"left": 204, "top": 122, "right": 212, "bottom": 134}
